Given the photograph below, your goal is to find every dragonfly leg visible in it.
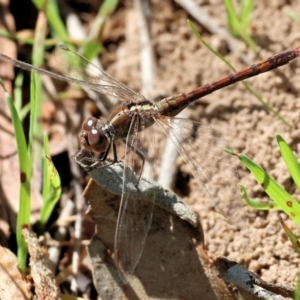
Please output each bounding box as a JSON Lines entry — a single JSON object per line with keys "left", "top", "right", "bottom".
{"left": 71, "top": 148, "right": 94, "bottom": 168}
{"left": 134, "top": 148, "right": 145, "bottom": 186}
{"left": 100, "top": 140, "right": 112, "bottom": 161}
{"left": 99, "top": 141, "right": 119, "bottom": 168}
{"left": 72, "top": 140, "right": 119, "bottom": 171}
{"left": 86, "top": 141, "right": 118, "bottom": 170}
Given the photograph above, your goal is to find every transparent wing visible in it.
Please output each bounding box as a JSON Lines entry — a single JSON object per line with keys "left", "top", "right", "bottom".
{"left": 155, "top": 116, "right": 244, "bottom": 227}
{"left": 54, "top": 46, "right": 146, "bottom": 103}
{"left": 114, "top": 116, "right": 155, "bottom": 283}
{"left": 0, "top": 47, "right": 146, "bottom": 104}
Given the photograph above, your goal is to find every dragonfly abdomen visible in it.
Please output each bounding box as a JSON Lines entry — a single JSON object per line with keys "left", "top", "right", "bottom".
{"left": 156, "top": 46, "right": 300, "bottom": 113}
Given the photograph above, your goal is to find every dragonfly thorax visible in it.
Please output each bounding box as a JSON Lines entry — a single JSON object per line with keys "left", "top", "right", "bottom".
{"left": 104, "top": 101, "right": 157, "bottom": 138}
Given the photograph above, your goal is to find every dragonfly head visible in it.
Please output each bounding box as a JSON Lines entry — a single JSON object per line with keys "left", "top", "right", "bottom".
{"left": 78, "top": 117, "right": 109, "bottom": 153}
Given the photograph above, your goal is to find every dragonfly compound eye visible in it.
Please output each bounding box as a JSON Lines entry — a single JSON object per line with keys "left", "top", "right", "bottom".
{"left": 82, "top": 117, "right": 98, "bottom": 131}
{"left": 79, "top": 117, "right": 108, "bottom": 152}
{"left": 87, "top": 128, "right": 108, "bottom": 153}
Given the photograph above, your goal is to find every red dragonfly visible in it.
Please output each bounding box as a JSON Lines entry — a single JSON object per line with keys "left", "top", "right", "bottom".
{"left": 0, "top": 45, "right": 299, "bottom": 283}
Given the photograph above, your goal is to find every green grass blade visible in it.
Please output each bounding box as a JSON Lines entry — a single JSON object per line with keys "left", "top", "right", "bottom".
{"left": 13, "top": 72, "right": 24, "bottom": 116}
{"left": 0, "top": 79, "right": 31, "bottom": 272}
{"left": 42, "top": 135, "right": 51, "bottom": 206}
{"left": 0, "top": 30, "right": 36, "bottom": 44}
{"left": 188, "top": 20, "right": 236, "bottom": 70}
{"left": 82, "top": 40, "right": 103, "bottom": 61}
{"left": 0, "top": 29, "right": 76, "bottom": 48}
{"left": 187, "top": 20, "right": 291, "bottom": 128}
{"left": 31, "top": 0, "right": 74, "bottom": 49}
{"left": 279, "top": 215, "right": 300, "bottom": 256}
{"left": 238, "top": 30, "right": 256, "bottom": 51}
{"left": 29, "top": 11, "right": 47, "bottom": 167}
{"left": 238, "top": 153, "right": 300, "bottom": 226}
{"left": 39, "top": 136, "right": 61, "bottom": 229}
{"left": 14, "top": 72, "right": 31, "bottom": 122}
{"left": 276, "top": 134, "right": 300, "bottom": 191}
{"left": 83, "top": 0, "right": 119, "bottom": 60}
{"left": 241, "top": 81, "right": 291, "bottom": 128}
{"left": 99, "top": 0, "right": 119, "bottom": 16}
{"left": 240, "top": 185, "right": 280, "bottom": 210}
{"left": 241, "top": 0, "right": 254, "bottom": 29}
{"left": 32, "top": 10, "right": 47, "bottom": 67}
{"left": 223, "top": 0, "right": 239, "bottom": 36}
{"left": 39, "top": 153, "right": 62, "bottom": 228}
{"left": 20, "top": 103, "right": 31, "bottom": 121}
{"left": 288, "top": 10, "right": 299, "bottom": 22}
{"left": 27, "top": 72, "right": 38, "bottom": 163}
{"left": 240, "top": 0, "right": 256, "bottom": 51}
{"left": 223, "top": 0, "right": 256, "bottom": 50}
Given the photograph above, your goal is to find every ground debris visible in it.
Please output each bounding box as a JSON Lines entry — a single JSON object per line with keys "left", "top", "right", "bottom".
{"left": 0, "top": 245, "right": 32, "bottom": 299}
{"left": 22, "top": 226, "right": 60, "bottom": 300}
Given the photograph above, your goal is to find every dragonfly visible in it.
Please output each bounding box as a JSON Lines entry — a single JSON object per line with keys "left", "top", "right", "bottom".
{"left": 0, "top": 45, "right": 299, "bottom": 283}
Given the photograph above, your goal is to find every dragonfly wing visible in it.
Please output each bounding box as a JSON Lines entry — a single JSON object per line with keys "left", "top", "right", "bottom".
{"left": 155, "top": 116, "right": 244, "bottom": 227}
{"left": 53, "top": 46, "right": 146, "bottom": 103}
{"left": 114, "top": 116, "right": 155, "bottom": 283}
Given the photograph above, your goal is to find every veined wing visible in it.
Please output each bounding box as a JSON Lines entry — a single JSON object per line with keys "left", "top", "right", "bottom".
{"left": 155, "top": 116, "right": 244, "bottom": 227}
{"left": 114, "top": 115, "right": 155, "bottom": 283}
{"left": 54, "top": 46, "right": 146, "bottom": 103}
{"left": 0, "top": 46, "right": 146, "bottom": 104}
